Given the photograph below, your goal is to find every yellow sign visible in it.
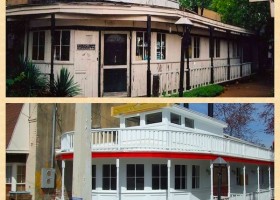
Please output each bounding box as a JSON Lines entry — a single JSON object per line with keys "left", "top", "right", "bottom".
{"left": 111, "top": 103, "right": 172, "bottom": 117}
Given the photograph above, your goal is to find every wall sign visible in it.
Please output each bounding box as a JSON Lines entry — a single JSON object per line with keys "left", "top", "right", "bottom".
{"left": 77, "top": 44, "right": 95, "bottom": 50}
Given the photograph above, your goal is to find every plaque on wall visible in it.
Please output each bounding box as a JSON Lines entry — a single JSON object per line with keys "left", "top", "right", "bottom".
{"left": 77, "top": 44, "right": 95, "bottom": 50}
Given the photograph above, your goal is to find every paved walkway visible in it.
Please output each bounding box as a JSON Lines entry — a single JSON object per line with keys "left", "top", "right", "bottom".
{"left": 218, "top": 74, "right": 274, "bottom": 97}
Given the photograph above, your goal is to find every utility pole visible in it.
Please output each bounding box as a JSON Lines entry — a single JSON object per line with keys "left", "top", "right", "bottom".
{"left": 72, "top": 104, "right": 92, "bottom": 200}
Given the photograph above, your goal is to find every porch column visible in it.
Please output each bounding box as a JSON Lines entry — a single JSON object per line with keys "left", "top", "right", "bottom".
{"left": 116, "top": 159, "right": 120, "bottom": 199}
{"left": 147, "top": 15, "right": 151, "bottom": 97}
{"left": 210, "top": 162, "right": 213, "bottom": 200}
{"left": 167, "top": 160, "right": 171, "bottom": 200}
{"left": 227, "top": 164, "right": 231, "bottom": 197}
{"left": 61, "top": 160, "right": 65, "bottom": 200}
{"left": 257, "top": 166, "right": 260, "bottom": 193}
{"left": 227, "top": 30, "right": 231, "bottom": 81}
{"left": 209, "top": 26, "right": 214, "bottom": 84}
{"left": 239, "top": 36, "right": 243, "bottom": 77}
{"left": 243, "top": 166, "right": 246, "bottom": 199}
{"left": 24, "top": 20, "right": 29, "bottom": 61}
{"left": 50, "top": 13, "right": 56, "bottom": 93}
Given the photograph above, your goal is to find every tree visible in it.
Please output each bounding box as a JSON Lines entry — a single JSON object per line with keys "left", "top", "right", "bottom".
{"left": 259, "top": 103, "right": 274, "bottom": 135}
{"left": 179, "top": 0, "right": 212, "bottom": 15}
{"left": 213, "top": 104, "right": 260, "bottom": 143}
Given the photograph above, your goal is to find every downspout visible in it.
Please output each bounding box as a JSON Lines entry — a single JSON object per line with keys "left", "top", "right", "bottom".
{"left": 209, "top": 26, "right": 214, "bottom": 84}
{"left": 129, "top": 30, "right": 132, "bottom": 97}
{"left": 51, "top": 103, "right": 57, "bottom": 168}
{"left": 147, "top": 15, "right": 151, "bottom": 97}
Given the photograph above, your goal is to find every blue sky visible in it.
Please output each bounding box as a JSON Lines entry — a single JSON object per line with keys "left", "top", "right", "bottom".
{"left": 185, "top": 103, "right": 274, "bottom": 148}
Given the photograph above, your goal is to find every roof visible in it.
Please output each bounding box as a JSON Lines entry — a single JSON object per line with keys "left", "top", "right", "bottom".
{"left": 6, "top": 103, "right": 23, "bottom": 148}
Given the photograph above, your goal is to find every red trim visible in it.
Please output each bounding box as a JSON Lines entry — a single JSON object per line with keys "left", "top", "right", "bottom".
{"left": 56, "top": 151, "right": 273, "bottom": 166}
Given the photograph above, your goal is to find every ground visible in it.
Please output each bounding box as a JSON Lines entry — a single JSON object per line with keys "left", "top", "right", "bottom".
{"left": 218, "top": 72, "right": 274, "bottom": 97}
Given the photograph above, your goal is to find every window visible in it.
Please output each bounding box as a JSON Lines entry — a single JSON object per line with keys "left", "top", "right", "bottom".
{"left": 32, "top": 31, "right": 45, "bottom": 60}
{"left": 185, "top": 118, "right": 194, "bottom": 128}
{"left": 125, "top": 116, "right": 140, "bottom": 127}
{"left": 194, "top": 37, "right": 200, "bottom": 58}
{"left": 16, "top": 165, "right": 26, "bottom": 191}
{"left": 215, "top": 39, "right": 220, "bottom": 58}
{"left": 152, "top": 164, "right": 167, "bottom": 190}
{"left": 127, "top": 164, "right": 144, "bottom": 190}
{"left": 232, "top": 42, "right": 240, "bottom": 58}
{"left": 185, "top": 37, "right": 192, "bottom": 59}
{"left": 170, "top": 113, "right": 181, "bottom": 125}
{"left": 192, "top": 165, "right": 200, "bottom": 189}
{"left": 157, "top": 33, "right": 166, "bottom": 60}
{"left": 136, "top": 32, "right": 148, "bottom": 60}
{"left": 102, "top": 165, "right": 116, "bottom": 190}
{"left": 236, "top": 167, "right": 248, "bottom": 185}
{"left": 6, "top": 165, "right": 12, "bottom": 193}
{"left": 92, "top": 165, "right": 96, "bottom": 190}
{"left": 175, "top": 165, "right": 187, "bottom": 189}
{"left": 145, "top": 112, "right": 162, "bottom": 125}
{"left": 54, "top": 30, "right": 70, "bottom": 61}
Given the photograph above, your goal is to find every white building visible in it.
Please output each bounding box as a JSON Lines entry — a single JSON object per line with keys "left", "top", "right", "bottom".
{"left": 57, "top": 104, "right": 274, "bottom": 200}
{"left": 6, "top": 0, "right": 257, "bottom": 97}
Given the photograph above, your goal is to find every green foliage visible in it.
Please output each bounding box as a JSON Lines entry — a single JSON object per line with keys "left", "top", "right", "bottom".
{"left": 6, "top": 57, "right": 47, "bottom": 97}
{"left": 51, "top": 67, "right": 81, "bottom": 97}
{"left": 179, "top": 0, "right": 212, "bottom": 13}
{"left": 166, "top": 84, "right": 224, "bottom": 97}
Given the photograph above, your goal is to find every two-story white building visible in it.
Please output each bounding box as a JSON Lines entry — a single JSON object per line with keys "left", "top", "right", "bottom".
{"left": 57, "top": 104, "right": 274, "bottom": 200}
{"left": 6, "top": 0, "right": 257, "bottom": 97}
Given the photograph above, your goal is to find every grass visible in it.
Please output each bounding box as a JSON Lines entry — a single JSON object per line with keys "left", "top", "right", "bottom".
{"left": 165, "top": 84, "right": 224, "bottom": 97}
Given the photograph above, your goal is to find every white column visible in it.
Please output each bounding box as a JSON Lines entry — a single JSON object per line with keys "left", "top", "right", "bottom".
{"left": 228, "top": 164, "right": 231, "bottom": 197}
{"left": 72, "top": 104, "right": 92, "bottom": 200}
{"left": 61, "top": 160, "right": 65, "bottom": 200}
{"left": 243, "top": 166, "right": 246, "bottom": 199}
{"left": 167, "top": 160, "right": 171, "bottom": 200}
{"left": 210, "top": 162, "right": 213, "bottom": 200}
{"left": 116, "top": 159, "right": 120, "bottom": 199}
{"left": 257, "top": 166, "right": 260, "bottom": 200}
{"left": 268, "top": 167, "right": 271, "bottom": 191}
{"left": 11, "top": 164, "right": 17, "bottom": 191}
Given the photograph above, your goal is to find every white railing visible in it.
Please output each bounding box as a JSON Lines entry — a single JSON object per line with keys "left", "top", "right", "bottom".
{"left": 60, "top": 128, "right": 273, "bottom": 161}
{"left": 151, "top": 62, "right": 252, "bottom": 96}
{"left": 229, "top": 189, "right": 272, "bottom": 200}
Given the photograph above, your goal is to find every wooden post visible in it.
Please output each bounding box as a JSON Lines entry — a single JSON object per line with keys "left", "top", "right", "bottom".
{"left": 239, "top": 36, "right": 243, "bottom": 77}
{"left": 209, "top": 26, "right": 214, "bottom": 84}
{"left": 50, "top": 14, "right": 55, "bottom": 93}
{"left": 186, "top": 27, "right": 191, "bottom": 91}
{"left": 227, "top": 30, "right": 231, "bottom": 81}
{"left": 147, "top": 15, "right": 151, "bottom": 97}
{"left": 72, "top": 104, "right": 92, "bottom": 200}
{"left": 179, "top": 26, "right": 186, "bottom": 97}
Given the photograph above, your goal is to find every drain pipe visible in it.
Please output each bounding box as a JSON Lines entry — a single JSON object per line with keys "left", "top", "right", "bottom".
{"left": 51, "top": 104, "right": 57, "bottom": 168}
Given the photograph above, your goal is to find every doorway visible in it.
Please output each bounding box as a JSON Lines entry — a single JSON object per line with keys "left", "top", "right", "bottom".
{"left": 103, "top": 34, "right": 128, "bottom": 93}
{"left": 213, "top": 166, "right": 228, "bottom": 197}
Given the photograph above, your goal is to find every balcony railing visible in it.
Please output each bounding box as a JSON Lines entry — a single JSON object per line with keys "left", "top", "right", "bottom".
{"left": 228, "top": 189, "right": 273, "bottom": 200}
{"left": 60, "top": 128, "right": 273, "bottom": 161}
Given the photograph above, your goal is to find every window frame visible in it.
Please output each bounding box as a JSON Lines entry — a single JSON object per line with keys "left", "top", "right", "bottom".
{"left": 136, "top": 31, "right": 148, "bottom": 61}
{"left": 156, "top": 33, "right": 166, "bottom": 60}
{"left": 192, "top": 165, "right": 200, "bottom": 189}
{"left": 170, "top": 113, "right": 181, "bottom": 125}
{"left": 193, "top": 36, "right": 200, "bottom": 59}
{"left": 54, "top": 30, "right": 71, "bottom": 61}
{"left": 125, "top": 116, "right": 141, "bottom": 128}
{"left": 32, "top": 31, "right": 45, "bottom": 61}
{"left": 175, "top": 165, "right": 187, "bottom": 190}
{"left": 215, "top": 38, "right": 220, "bottom": 58}
{"left": 92, "top": 165, "right": 96, "bottom": 190}
{"left": 152, "top": 164, "right": 167, "bottom": 190}
{"left": 145, "top": 112, "right": 162, "bottom": 125}
{"left": 185, "top": 117, "right": 194, "bottom": 129}
{"left": 102, "top": 164, "right": 116, "bottom": 190}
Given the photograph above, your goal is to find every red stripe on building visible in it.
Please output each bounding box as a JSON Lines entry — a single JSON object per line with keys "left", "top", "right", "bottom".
{"left": 56, "top": 151, "right": 273, "bottom": 166}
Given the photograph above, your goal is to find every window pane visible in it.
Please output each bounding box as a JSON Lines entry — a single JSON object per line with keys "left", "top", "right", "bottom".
{"left": 146, "top": 112, "right": 162, "bottom": 125}
{"left": 6, "top": 166, "right": 12, "bottom": 183}
{"left": 182, "top": 178, "right": 186, "bottom": 189}
{"left": 175, "top": 178, "right": 180, "bottom": 189}
{"left": 136, "top": 32, "right": 144, "bottom": 59}
{"left": 54, "top": 46, "right": 60, "bottom": 60}
{"left": 62, "top": 31, "right": 70, "bottom": 45}
{"left": 136, "top": 178, "right": 144, "bottom": 190}
{"left": 92, "top": 178, "right": 96, "bottom": 190}
{"left": 103, "top": 165, "right": 110, "bottom": 177}
{"left": 111, "top": 165, "right": 116, "bottom": 177}
{"left": 32, "top": 45, "right": 38, "bottom": 60}
{"left": 161, "top": 165, "right": 167, "bottom": 176}
{"left": 111, "top": 178, "right": 116, "bottom": 190}
{"left": 61, "top": 46, "right": 70, "bottom": 61}
{"left": 152, "top": 178, "right": 159, "bottom": 189}
{"left": 54, "top": 31, "right": 61, "bottom": 45}
{"left": 182, "top": 165, "right": 186, "bottom": 176}
{"left": 127, "top": 165, "right": 135, "bottom": 177}
{"left": 103, "top": 178, "right": 110, "bottom": 190}
{"left": 152, "top": 165, "right": 159, "bottom": 177}
{"left": 39, "top": 45, "right": 44, "bottom": 60}
{"left": 16, "top": 184, "right": 25, "bottom": 191}
{"left": 17, "top": 166, "right": 26, "bottom": 183}
{"left": 125, "top": 116, "right": 140, "bottom": 127}
{"left": 185, "top": 118, "right": 194, "bottom": 128}
{"left": 92, "top": 165, "right": 96, "bottom": 177}
{"left": 136, "top": 165, "right": 144, "bottom": 177}
{"left": 171, "top": 113, "right": 181, "bottom": 125}
{"left": 39, "top": 32, "right": 45, "bottom": 46}
{"left": 127, "top": 178, "right": 135, "bottom": 190}
{"left": 33, "top": 32, "right": 38, "bottom": 46}
{"left": 175, "top": 165, "right": 180, "bottom": 177}
{"left": 161, "top": 177, "right": 167, "bottom": 189}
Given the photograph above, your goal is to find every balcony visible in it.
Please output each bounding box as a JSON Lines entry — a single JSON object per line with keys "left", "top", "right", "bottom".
{"left": 59, "top": 128, "right": 273, "bottom": 162}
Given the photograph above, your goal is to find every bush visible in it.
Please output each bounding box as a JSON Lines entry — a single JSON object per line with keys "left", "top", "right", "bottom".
{"left": 168, "top": 84, "right": 224, "bottom": 97}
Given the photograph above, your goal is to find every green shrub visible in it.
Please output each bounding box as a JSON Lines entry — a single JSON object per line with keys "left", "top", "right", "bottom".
{"left": 168, "top": 84, "right": 224, "bottom": 97}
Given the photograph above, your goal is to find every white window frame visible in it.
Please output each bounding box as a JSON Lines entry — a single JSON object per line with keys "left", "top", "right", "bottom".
{"left": 32, "top": 31, "right": 45, "bottom": 61}
{"left": 156, "top": 33, "right": 166, "bottom": 60}
{"left": 192, "top": 165, "right": 200, "bottom": 189}
{"left": 6, "top": 163, "right": 26, "bottom": 192}
{"left": 136, "top": 31, "right": 148, "bottom": 61}
{"left": 175, "top": 165, "right": 187, "bottom": 190}
{"left": 102, "top": 164, "right": 116, "bottom": 190}
{"left": 215, "top": 38, "right": 220, "bottom": 58}
{"left": 152, "top": 164, "right": 167, "bottom": 190}
{"left": 126, "top": 164, "right": 145, "bottom": 190}
{"left": 193, "top": 36, "right": 200, "bottom": 59}
{"left": 54, "top": 30, "right": 71, "bottom": 61}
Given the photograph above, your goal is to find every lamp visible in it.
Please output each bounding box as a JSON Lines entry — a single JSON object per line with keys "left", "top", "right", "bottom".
{"left": 175, "top": 17, "right": 193, "bottom": 97}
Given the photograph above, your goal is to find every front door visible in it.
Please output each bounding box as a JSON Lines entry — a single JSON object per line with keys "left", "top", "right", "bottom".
{"left": 213, "top": 166, "right": 228, "bottom": 197}
{"left": 103, "top": 33, "right": 128, "bottom": 94}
